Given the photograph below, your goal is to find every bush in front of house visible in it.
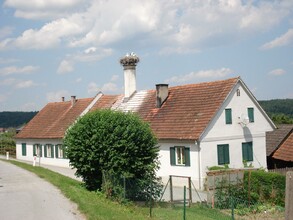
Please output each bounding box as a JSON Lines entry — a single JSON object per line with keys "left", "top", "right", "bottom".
{"left": 214, "top": 170, "right": 286, "bottom": 210}
{"left": 243, "top": 170, "right": 285, "bottom": 207}
{"left": 63, "top": 109, "right": 161, "bottom": 201}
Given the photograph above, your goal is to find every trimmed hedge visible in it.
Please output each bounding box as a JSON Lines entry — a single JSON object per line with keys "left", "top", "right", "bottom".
{"left": 244, "top": 170, "right": 285, "bottom": 206}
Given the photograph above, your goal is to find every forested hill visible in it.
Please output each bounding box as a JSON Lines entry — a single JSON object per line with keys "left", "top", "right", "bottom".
{"left": 259, "top": 99, "right": 293, "bottom": 117}
{"left": 0, "top": 111, "right": 38, "bottom": 128}
{"left": 258, "top": 99, "right": 293, "bottom": 124}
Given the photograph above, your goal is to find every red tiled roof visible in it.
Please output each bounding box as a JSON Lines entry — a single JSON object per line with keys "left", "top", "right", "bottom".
{"left": 16, "top": 98, "right": 94, "bottom": 139}
{"left": 266, "top": 124, "right": 293, "bottom": 156}
{"left": 91, "top": 95, "right": 121, "bottom": 110}
{"left": 272, "top": 131, "right": 293, "bottom": 161}
{"left": 16, "top": 77, "right": 239, "bottom": 141}
{"left": 136, "top": 77, "right": 239, "bottom": 140}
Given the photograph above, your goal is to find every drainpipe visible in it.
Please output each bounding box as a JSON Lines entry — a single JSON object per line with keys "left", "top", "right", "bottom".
{"left": 196, "top": 140, "right": 202, "bottom": 190}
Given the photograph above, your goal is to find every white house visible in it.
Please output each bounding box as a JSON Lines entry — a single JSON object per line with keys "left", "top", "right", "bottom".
{"left": 15, "top": 54, "right": 276, "bottom": 189}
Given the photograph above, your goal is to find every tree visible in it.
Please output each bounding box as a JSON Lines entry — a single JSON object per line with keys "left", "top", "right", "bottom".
{"left": 63, "top": 109, "right": 160, "bottom": 193}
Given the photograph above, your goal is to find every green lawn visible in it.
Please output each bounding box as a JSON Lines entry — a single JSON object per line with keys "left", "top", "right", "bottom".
{"left": 3, "top": 159, "right": 230, "bottom": 220}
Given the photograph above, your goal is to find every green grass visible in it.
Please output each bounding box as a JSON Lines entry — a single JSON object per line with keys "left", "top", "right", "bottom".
{"left": 2, "top": 159, "right": 230, "bottom": 220}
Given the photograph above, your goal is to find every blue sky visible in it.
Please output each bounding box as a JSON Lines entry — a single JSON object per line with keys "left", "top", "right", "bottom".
{"left": 0, "top": 0, "right": 292, "bottom": 111}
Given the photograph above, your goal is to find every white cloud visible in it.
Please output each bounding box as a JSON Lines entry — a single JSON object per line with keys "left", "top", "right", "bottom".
{"left": 46, "top": 90, "right": 70, "bottom": 102}
{"left": 110, "top": 75, "right": 119, "bottom": 82}
{"left": 14, "top": 80, "right": 38, "bottom": 89}
{"left": 0, "top": 78, "right": 17, "bottom": 85}
{"left": 87, "top": 82, "right": 99, "bottom": 95}
{"left": 73, "top": 48, "right": 113, "bottom": 62}
{"left": 84, "top": 47, "right": 97, "bottom": 54}
{"left": 0, "top": 65, "right": 39, "bottom": 75}
{"left": 57, "top": 60, "right": 74, "bottom": 74}
{"left": 87, "top": 80, "right": 119, "bottom": 95}
{"left": 268, "top": 68, "right": 286, "bottom": 76}
{"left": 1, "top": 1, "right": 292, "bottom": 53}
{"left": 0, "top": 26, "right": 14, "bottom": 39}
{"left": 0, "top": 94, "right": 7, "bottom": 102}
{"left": 261, "top": 29, "right": 293, "bottom": 50}
{"left": 4, "top": 0, "right": 85, "bottom": 19}
{"left": 165, "top": 68, "right": 233, "bottom": 84}
{"left": 0, "top": 57, "right": 19, "bottom": 64}
{"left": 21, "top": 102, "right": 38, "bottom": 111}
{"left": 101, "top": 82, "right": 118, "bottom": 92}
{"left": 75, "top": 77, "right": 82, "bottom": 83}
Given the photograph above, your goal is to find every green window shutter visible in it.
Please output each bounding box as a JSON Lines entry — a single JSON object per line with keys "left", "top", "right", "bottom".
{"left": 33, "top": 144, "right": 36, "bottom": 156}
{"left": 248, "top": 142, "right": 253, "bottom": 161}
{"left": 170, "top": 147, "right": 175, "bottom": 165}
{"left": 44, "top": 145, "right": 47, "bottom": 157}
{"left": 225, "top": 145, "right": 230, "bottom": 164}
{"left": 39, "top": 145, "right": 42, "bottom": 157}
{"left": 225, "top": 109, "right": 232, "bottom": 124}
{"left": 218, "top": 144, "right": 229, "bottom": 165}
{"left": 242, "top": 143, "right": 247, "bottom": 161}
{"left": 184, "top": 147, "right": 190, "bottom": 166}
{"left": 243, "top": 142, "right": 253, "bottom": 161}
{"left": 55, "top": 145, "right": 59, "bottom": 158}
{"left": 217, "top": 145, "right": 224, "bottom": 165}
{"left": 51, "top": 145, "right": 54, "bottom": 158}
{"left": 22, "top": 143, "right": 26, "bottom": 156}
{"left": 248, "top": 108, "right": 254, "bottom": 122}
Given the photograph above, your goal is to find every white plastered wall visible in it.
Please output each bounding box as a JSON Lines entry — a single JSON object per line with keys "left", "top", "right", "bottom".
{"left": 156, "top": 141, "right": 201, "bottom": 188}
{"left": 199, "top": 82, "right": 274, "bottom": 187}
{"left": 16, "top": 138, "right": 70, "bottom": 167}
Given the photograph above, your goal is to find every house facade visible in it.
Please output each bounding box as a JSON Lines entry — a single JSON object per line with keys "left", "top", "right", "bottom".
{"left": 16, "top": 54, "right": 276, "bottom": 189}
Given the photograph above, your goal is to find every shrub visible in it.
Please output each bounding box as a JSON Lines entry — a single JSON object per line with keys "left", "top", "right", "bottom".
{"left": 243, "top": 170, "right": 285, "bottom": 206}
{"left": 64, "top": 109, "right": 161, "bottom": 196}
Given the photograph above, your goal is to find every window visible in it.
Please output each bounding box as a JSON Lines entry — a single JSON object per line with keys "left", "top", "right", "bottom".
{"left": 217, "top": 144, "right": 230, "bottom": 165}
{"left": 236, "top": 89, "right": 240, "bottom": 96}
{"left": 44, "top": 144, "right": 54, "bottom": 158}
{"left": 225, "top": 108, "right": 232, "bottom": 124}
{"left": 242, "top": 142, "right": 253, "bottom": 162}
{"left": 170, "top": 146, "right": 190, "bottom": 166}
{"left": 55, "top": 144, "right": 67, "bottom": 159}
{"left": 248, "top": 108, "right": 254, "bottom": 122}
{"left": 33, "top": 144, "right": 42, "bottom": 157}
{"left": 21, "top": 143, "right": 26, "bottom": 156}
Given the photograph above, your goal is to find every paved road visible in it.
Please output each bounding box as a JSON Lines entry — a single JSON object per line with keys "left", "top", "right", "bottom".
{"left": 0, "top": 160, "right": 85, "bottom": 220}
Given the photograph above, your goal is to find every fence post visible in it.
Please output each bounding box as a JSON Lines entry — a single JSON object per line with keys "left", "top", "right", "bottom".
{"left": 149, "top": 178, "right": 152, "bottom": 218}
{"left": 188, "top": 177, "right": 192, "bottom": 206}
{"left": 285, "top": 171, "right": 293, "bottom": 220}
{"left": 183, "top": 186, "right": 186, "bottom": 220}
{"left": 6, "top": 151, "right": 9, "bottom": 160}
{"left": 230, "top": 197, "right": 234, "bottom": 220}
{"left": 123, "top": 176, "right": 126, "bottom": 200}
{"left": 170, "top": 175, "right": 173, "bottom": 203}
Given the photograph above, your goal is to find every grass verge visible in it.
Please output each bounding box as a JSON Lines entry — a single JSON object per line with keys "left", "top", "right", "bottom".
{"left": 2, "top": 159, "right": 230, "bottom": 220}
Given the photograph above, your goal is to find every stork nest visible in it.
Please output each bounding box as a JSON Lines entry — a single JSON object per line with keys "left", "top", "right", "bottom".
{"left": 120, "top": 54, "right": 140, "bottom": 66}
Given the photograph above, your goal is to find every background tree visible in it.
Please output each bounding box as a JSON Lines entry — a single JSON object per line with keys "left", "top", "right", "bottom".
{"left": 64, "top": 109, "right": 160, "bottom": 193}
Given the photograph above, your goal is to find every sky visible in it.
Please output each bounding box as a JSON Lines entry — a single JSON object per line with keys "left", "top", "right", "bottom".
{"left": 0, "top": 0, "right": 292, "bottom": 111}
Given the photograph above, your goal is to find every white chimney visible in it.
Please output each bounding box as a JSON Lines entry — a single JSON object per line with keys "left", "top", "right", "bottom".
{"left": 156, "top": 84, "right": 169, "bottom": 108}
{"left": 71, "top": 96, "right": 76, "bottom": 106}
{"left": 120, "top": 52, "right": 139, "bottom": 100}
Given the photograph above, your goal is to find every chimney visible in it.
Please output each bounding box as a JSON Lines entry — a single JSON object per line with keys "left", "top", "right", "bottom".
{"left": 71, "top": 96, "right": 76, "bottom": 106}
{"left": 156, "top": 84, "right": 169, "bottom": 108}
{"left": 61, "top": 97, "right": 65, "bottom": 102}
{"left": 120, "top": 52, "right": 139, "bottom": 100}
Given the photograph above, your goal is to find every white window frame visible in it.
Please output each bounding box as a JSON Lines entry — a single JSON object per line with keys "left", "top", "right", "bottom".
{"left": 176, "top": 146, "right": 185, "bottom": 165}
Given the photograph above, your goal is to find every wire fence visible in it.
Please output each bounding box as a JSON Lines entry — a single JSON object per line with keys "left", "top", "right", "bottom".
{"left": 100, "top": 171, "right": 284, "bottom": 219}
